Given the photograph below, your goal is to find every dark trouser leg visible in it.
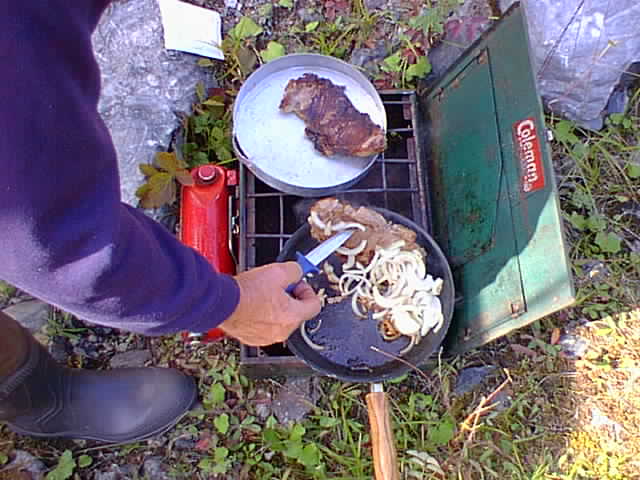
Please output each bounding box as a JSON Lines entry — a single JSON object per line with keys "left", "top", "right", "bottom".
{"left": 0, "top": 311, "right": 197, "bottom": 443}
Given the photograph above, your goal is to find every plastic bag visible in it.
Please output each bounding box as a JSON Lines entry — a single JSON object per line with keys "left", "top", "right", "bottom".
{"left": 501, "top": 0, "right": 640, "bottom": 130}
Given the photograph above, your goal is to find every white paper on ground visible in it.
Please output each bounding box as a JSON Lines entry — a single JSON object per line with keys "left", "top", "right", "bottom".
{"left": 157, "top": 0, "right": 224, "bottom": 60}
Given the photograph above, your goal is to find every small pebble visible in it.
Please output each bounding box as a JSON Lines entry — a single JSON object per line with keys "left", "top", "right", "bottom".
{"left": 6, "top": 450, "right": 47, "bottom": 480}
{"left": 454, "top": 366, "right": 496, "bottom": 395}
{"left": 143, "top": 456, "right": 169, "bottom": 480}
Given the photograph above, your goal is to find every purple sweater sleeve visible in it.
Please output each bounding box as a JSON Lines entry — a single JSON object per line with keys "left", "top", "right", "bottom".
{"left": 0, "top": 1, "right": 240, "bottom": 335}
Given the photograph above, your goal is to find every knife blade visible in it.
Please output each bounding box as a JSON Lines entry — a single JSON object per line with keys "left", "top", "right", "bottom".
{"left": 286, "top": 229, "right": 355, "bottom": 294}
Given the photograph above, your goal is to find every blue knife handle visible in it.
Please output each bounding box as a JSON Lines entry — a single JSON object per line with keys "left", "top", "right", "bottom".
{"left": 286, "top": 252, "right": 320, "bottom": 294}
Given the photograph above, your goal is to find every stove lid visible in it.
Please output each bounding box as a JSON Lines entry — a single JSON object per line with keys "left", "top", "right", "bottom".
{"left": 419, "top": 3, "right": 575, "bottom": 354}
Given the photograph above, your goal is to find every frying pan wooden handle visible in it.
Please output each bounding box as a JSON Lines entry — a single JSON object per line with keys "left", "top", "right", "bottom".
{"left": 366, "top": 390, "right": 399, "bottom": 480}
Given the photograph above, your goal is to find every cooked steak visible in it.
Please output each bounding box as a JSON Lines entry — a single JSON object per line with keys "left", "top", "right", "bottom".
{"left": 308, "top": 198, "right": 419, "bottom": 263}
{"left": 280, "top": 73, "right": 387, "bottom": 157}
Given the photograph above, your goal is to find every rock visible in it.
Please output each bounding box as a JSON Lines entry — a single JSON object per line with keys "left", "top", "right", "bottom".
{"left": 92, "top": 0, "right": 212, "bottom": 206}
{"left": 173, "top": 434, "right": 198, "bottom": 450}
{"left": 49, "top": 337, "right": 69, "bottom": 363}
{"left": 454, "top": 366, "right": 496, "bottom": 395}
{"left": 2, "top": 300, "right": 50, "bottom": 333}
{"left": 559, "top": 334, "right": 590, "bottom": 359}
{"left": 271, "top": 377, "right": 316, "bottom": 424}
{"left": 6, "top": 450, "right": 47, "bottom": 480}
{"left": 93, "top": 464, "right": 138, "bottom": 480}
{"left": 491, "top": 389, "right": 512, "bottom": 412}
{"left": 349, "top": 43, "right": 388, "bottom": 74}
{"left": 296, "top": 7, "right": 323, "bottom": 24}
{"left": 364, "top": 0, "right": 386, "bottom": 10}
{"left": 591, "top": 407, "right": 624, "bottom": 440}
{"left": 252, "top": 388, "right": 273, "bottom": 420}
{"left": 109, "top": 349, "right": 152, "bottom": 369}
{"left": 143, "top": 456, "right": 169, "bottom": 480}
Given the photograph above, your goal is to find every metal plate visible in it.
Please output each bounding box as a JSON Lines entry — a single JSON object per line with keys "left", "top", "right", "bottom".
{"left": 232, "top": 54, "right": 387, "bottom": 197}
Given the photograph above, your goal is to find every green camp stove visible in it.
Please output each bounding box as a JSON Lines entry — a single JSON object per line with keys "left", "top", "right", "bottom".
{"left": 237, "top": 3, "right": 575, "bottom": 377}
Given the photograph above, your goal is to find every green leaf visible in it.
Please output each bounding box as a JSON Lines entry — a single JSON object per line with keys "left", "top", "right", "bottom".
{"left": 78, "top": 455, "right": 93, "bottom": 468}
{"left": 284, "top": 441, "right": 304, "bottom": 459}
{"left": 230, "top": 17, "right": 263, "bottom": 40}
{"left": 211, "top": 126, "right": 225, "bottom": 142}
{"left": 0, "top": 453, "right": 7, "bottom": 465}
{"left": 628, "top": 163, "right": 640, "bottom": 179}
{"left": 405, "top": 57, "right": 431, "bottom": 80}
{"left": 263, "top": 428, "right": 281, "bottom": 446}
{"left": 318, "top": 417, "right": 339, "bottom": 428}
{"left": 197, "top": 58, "right": 215, "bottom": 68}
{"left": 595, "top": 231, "right": 622, "bottom": 254}
{"left": 428, "top": 417, "right": 455, "bottom": 446}
{"left": 278, "top": 0, "right": 293, "bottom": 7}
{"left": 608, "top": 113, "right": 625, "bottom": 125}
{"left": 193, "top": 151, "right": 210, "bottom": 166}
{"left": 203, "top": 98, "right": 225, "bottom": 107}
{"left": 298, "top": 444, "right": 321, "bottom": 467}
{"left": 382, "top": 52, "right": 402, "bottom": 73}
{"left": 195, "top": 82, "right": 206, "bottom": 103}
{"left": 260, "top": 41, "right": 286, "bottom": 63}
{"left": 553, "top": 120, "right": 579, "bottom": 145}
{"left": 265, "top": 416, "right": 278, "bottom": 429}
{"left": 139, "top": 163, "right": 159, "bottom": 177}
{"left": 305, "top": 21, "right": 320, "bottom": 32}
{"left": 139, "top": 172, "right": 176, "bottom": 209}
{"left": 568, "top": 212, "right": 587, "bottom": 231}
{"left": 237, "top": 45, "right": 258, "bottom": 76}
{"left": 214, "top": 145, "right": 233, "bottom": 163}
{"left": 46, "top": 450, "right": 75, "bottom": 480}
{"left": 585, "top": 214, "right": 607, "bottom": 232}
{"left": 258, "top": 4, "right": 273, "bottom": 17}
{"left": 207, "top": 382, "right": 226, "bottom": 406}
{"left": 214, "top": 446, "right": 229, "bottom": 462}
{"left": 289, "top": 424, "right": 306, "bottom": 442}
{"left": 215, "top": 413, "right": 230, "bottom": 434}
{"left": 155, "top": 151, "right": 180, "bottom": 173}
{"left": 135, "top": 183, "right": 151, "bottom": 199}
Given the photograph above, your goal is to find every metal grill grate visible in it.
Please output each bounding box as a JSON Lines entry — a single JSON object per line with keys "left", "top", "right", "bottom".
{"left": 238, "top": 90, "right": 430, "bottom": 377}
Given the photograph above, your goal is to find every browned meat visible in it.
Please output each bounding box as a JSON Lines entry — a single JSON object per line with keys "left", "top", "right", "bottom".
{"left": 279, "top": 73, "right": 387, "bottom": 157}
{"left": 308, "top": 198, "right": 419, "bottom": 263}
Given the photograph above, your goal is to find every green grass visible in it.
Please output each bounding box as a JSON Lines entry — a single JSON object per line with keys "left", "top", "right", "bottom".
{"left": 4, "top": 5, "right": 640, "bottom": 479}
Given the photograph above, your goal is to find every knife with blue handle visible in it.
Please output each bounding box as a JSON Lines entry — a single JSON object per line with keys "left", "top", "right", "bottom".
{"left": 286, "top": 229, "right": 355, "bottom": 294}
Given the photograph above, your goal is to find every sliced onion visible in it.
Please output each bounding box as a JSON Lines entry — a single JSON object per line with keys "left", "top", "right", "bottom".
{"left": 352, "top": 293, "right": 368, "bottom": 318}
{"left": 344, "top": 254, "right": 356, "bottom": 269}
{"left": 331, "top": 222, "right": 366, "bottom": 231}
{"left": 399, "top": 335, "right": 417, "bottom": 356}
{"left": 300, "top": 321, "right": 325, "bottom": 351}
{"left": 309, "top": 211, "right": 326, "bottom": 229}
{"left": 391, "top": 310, "right": 421, "bottom": 335}
{"left": 336, "top": 239, "right": 367, "bottom": 256}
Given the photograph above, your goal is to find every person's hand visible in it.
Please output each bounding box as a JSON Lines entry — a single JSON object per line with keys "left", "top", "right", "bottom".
{"left": 218, "top": 262, "right": 321, "bottom": 346}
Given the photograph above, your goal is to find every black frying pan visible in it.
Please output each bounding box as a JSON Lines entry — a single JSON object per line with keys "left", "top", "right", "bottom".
{"left": 278, "top": 207, "right": 455, "bottom": 479}
{"left": 278, "top": 207, "right": 455, "bottom": 383}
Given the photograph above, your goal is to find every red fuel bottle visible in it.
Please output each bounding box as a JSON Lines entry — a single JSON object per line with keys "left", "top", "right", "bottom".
{"left": 179, "top": 164, "right": 238, "bottom": 342}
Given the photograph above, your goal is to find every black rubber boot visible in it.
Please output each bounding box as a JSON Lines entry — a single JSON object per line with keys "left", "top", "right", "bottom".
{"left": 0, "top": 322, "right": 197, "bottom": 444}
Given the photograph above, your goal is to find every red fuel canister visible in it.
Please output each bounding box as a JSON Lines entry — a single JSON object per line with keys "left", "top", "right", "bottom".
{"left": 179, "top": 164, "right": 238, "bottom": 342}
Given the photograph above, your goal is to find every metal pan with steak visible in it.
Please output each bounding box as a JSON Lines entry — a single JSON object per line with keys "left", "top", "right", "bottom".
{"left": 280, "top": 73, "right": 387, "bottom": 157}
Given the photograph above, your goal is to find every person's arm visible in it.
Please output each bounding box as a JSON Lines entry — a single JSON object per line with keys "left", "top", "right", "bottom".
{"left": 0, "top": 1, "right": 320, "bottom": 341}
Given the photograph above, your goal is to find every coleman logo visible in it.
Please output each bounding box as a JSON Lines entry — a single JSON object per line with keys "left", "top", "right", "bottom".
{"left": 513, "top": 117, "right": 545, "bottom": 193}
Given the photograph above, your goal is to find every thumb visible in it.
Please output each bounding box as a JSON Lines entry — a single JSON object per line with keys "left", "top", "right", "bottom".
{"left": 276, "top": 261, "right": 304, "bottom": 286}
{"left": 289, "top": 281, "right": 322, "bottom": 320}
